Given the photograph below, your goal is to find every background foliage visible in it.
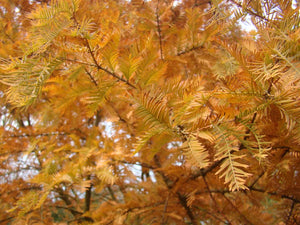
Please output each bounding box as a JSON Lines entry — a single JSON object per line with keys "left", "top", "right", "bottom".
{"left": 0, "top": 0, "right": 299, "bottom": 224}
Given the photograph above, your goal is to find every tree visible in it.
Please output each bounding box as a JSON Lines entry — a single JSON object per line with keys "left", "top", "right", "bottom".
{"left": 0, "top": 0, "right": 299, "bottom": 224}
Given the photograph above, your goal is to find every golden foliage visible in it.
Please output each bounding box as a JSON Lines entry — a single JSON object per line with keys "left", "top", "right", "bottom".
{"left": 0, "top": 0, "right": 299, "bottom": 224}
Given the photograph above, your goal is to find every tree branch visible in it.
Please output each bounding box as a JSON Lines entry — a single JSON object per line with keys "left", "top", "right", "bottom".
{"left": 202, "top": 175, "right": 231, "bottom": 224}
{"left": 156, "top": 0, "right": 164, "bottom": 60}
{"left": 84, "top": 38, "right": 137, "bottom": 89}
{"left": 0, "top": 215, "right": 15, "bottom": 224}
{"left": 192, "top": 110, "right": 259, "bottom": 180}
{"left": 222, "top": 194, "right": 253, "bottom": 225}
{"left": 191, "top": 159, "right": 223, "bottom": 179}
{"left": 250, "top": 187, "right": 300, "bottom": 204}
{"left": 154, "top": 155, "right": 197, "bottom": 224}
{"left": 177, "top": 45, "right": 204, "bottom": 56}
{"left": 196, "top": 206, "right": 229, "bottom": 224}
{"left": 249, "top": 147, "right": 290, "bottom": 189}
{"left": 84, "top": 68, "right": 98, "bottom": 86}
{"left": 228, "top": 0, "right": 269, "bottom": 22}
{"left": 84, "top": 175, "right": 92, "bottom": 212}
{"left": 194, "top": 188, "right": 300, "bottom": 204}
{"left": 107, "top": 186, "right": 117, "bottom": 202}
{"left": 177, "top": 192, "right": 198, "bottom": 225}
{"left": 287, "top": 201, "right": 295, "bottom": 223}
{"left": 71, "top": 14, "right": 136, "bottom": 89}
{"left": 55, "top": 188, "right": 83, "bottom": 217}
{"left": 63, "top": 58, "right": 97, "bottom": 67}
{"left": 161, "top": 193, "right": 169, "bottom": 225}
{"left": 2, "top": 131, "right": 69, "bottom": 138}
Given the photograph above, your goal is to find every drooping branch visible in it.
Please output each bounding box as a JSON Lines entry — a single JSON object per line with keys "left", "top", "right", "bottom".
{"left": 54, "top": 206, "right": 83, "bottom": 217}
{"left": 248, "top": 171, "right": 265, "bottom": 189}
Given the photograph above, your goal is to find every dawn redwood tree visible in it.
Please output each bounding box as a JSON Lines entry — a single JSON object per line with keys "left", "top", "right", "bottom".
{"left": 0, "top": 0, "right": 299, "bottom": 224}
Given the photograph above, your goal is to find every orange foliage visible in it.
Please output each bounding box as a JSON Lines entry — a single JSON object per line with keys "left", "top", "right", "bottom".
{"left": 0, "top": 0, "right": 299, "bottom": 224}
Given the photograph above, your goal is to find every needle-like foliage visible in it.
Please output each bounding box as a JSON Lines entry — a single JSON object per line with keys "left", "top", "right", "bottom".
{"left": 0, "top": 0, "right": 299, "bottom": 224}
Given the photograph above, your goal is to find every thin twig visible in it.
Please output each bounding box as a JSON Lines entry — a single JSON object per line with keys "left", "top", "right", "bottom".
{"left": 2, "top": 29, "right": 14, "bottom": 43}
{"left": 71, "top": 14, "right": 136, "bottom": 89}
{"left": 0, "top": 215, "right": 18, "bottom": 223}
{"left": 223, "top": 194, "right": 253, "bottom": 225}
{"left": 63, "top": 58, "right": 97, "bottom": 67}
{"left": 2, "top": 132, "right": 69, "bottom": 138}
{"left": 83, "top": 38, "right": 136, "bottom": 89}
{"left": 196, "top": 206, "right": 229, "bottom": 224}
{"left": 249, "top": 188, "right": 300, "bottom": 203}
{"left": 249, "top": 171, "right": 264, "bottom": 188}
{"left": 161, "top": 193, "right": 170, "bottom": 225}
{"left": 202, "top": 175, "right": 232, "bottom": 224}
{"left": 111, "top": 158, "right": 156, "bottom": 170}
{"left": 84, "top": 68, "right": 98, "bottom": 86}
{"left": 192, "top": 109, "right": 258, "bottom": 180}
{"left": 191, "top": 159, "right": 223, "bottom": 179}
{"left": 228, "top": 0, "right": 269, "bottom": 22}
{"left": 249, "top": 147, "right": 290, "bottom": 188}
{"left": 194, "top": 187, "right": 300, "bottom": 204}
{"left": 54, "top": 205, "right": 83, "bottom": 216}
{"left": 107, "top": 186, "right": 117, "bottom": 202}
{"left": 287, "top": 201, "right": 295, "bottom": 223}
{"left": 156, "top": 0, "right": 164, "bottom": 60}
{"left": 154, "top": 155, "right": 197, "bottom": 224}
{"left": 177, "top": 45, "right": 204, "bottom": 56}
{"left": 177, "top": 192, "right": 198, "bottom": 225}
